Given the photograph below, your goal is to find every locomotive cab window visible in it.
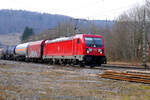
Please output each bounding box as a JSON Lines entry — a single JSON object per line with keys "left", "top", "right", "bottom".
{"left": 77, "top": 38, "right": 80, "bottom": 44}
{"left": 85, "top": 37, "right": 103, "bottom": 47}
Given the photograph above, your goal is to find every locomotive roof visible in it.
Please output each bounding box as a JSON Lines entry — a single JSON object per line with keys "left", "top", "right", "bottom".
{"left": 45, "top": 34, "right": 102, "bottom": 44}
{"left": 45, "top": 36, "right": 74, "bottom": 44}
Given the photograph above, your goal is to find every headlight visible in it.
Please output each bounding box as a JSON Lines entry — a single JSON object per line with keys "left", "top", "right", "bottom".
{"left": 89, "top": 48, "right": 92, "bottom": 52}
{"left": 87, "top": 50, "right": 90, "bottom": 53}
{"left": 86, "top": 48, "right": 92, "bottom": 53}
{"left": 98, "top": 49, "right": 103, "bottom": 54}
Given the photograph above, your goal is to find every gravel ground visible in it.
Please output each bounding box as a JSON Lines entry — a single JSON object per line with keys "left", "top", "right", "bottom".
{"left": 0, "top": 60, "right": 150, "bottom": 100}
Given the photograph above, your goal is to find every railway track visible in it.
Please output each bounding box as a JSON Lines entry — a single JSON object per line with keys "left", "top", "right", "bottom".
{"left": 0, "top": 59, "right": 148, "bottom": 70}
{"left": 100, "top": 64, "right": 147, "bottom": 70}
{"left": 99, "top": 70, "right": 150, "bottom": 84}
{"left": 98, "top": 64, "right": 150, "bottom": 84}
{"left": 1, "top": 60, "right": 150, "bottom": 84}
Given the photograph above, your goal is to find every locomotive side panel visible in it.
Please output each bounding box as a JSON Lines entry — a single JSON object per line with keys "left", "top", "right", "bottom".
{"left": 43, "top": 39, "right": 74, "bottom": 57}
{"left": 62, "top": 40, "right": 73, "bottom": 56}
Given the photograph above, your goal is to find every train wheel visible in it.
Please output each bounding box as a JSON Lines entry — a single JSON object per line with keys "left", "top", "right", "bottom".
{"left": 25, "top": 58, "right": 29, "bottom": 62}
{"left": 90, "top": 65, "right": 95, "bottom": 68}
{"left": 49, "top": 60, "right": 53, "bottom": 65}
{"left": 79, "top": 62, "right": 85, "bottom": 67}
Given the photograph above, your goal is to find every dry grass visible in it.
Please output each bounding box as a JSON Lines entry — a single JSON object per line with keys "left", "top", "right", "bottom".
{"left": 0, "top": 60, "right": 150, "bottom": 100}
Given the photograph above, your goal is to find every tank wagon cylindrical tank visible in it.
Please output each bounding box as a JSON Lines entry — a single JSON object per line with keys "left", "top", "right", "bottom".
{"left": 1, "top": 46, "right": 9, "bottom": 60}
{"left": 6, "top": 45, "right": 16, "bottom": 60}
{"left": 0, "top": 46, "right": 16, "bottom": 60}
{"left": 15, "top": 43, "right": 29, "bottom": 60}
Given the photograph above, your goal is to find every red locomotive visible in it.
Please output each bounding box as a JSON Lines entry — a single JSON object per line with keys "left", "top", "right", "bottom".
{"left": 1, "top": 34, "right": 107, "bottom": 67}
{"left": 43, "top": 34, "right": 106, "bottom": 66}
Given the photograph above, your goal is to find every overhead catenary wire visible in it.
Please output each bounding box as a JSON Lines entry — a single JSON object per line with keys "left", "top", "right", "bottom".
{"left": 88, "top": 3, "right": 143, "bottom": 20}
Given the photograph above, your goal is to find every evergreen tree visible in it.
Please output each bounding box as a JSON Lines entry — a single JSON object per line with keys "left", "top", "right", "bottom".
{"left": 21, "top": 26, "right": 34, "bottom": 42}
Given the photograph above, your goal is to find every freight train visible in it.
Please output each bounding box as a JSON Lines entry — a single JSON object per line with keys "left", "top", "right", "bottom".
{"left": 0, "top": 34, "right": 107, "bottom": 67}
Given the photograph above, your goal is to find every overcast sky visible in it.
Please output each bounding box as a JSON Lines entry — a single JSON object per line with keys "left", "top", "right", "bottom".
{"left": 0, "top": 0, "right": 145, "bottom": 20}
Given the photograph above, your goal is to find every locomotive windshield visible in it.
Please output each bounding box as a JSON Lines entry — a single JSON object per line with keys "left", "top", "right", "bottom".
{"left": 85, "top": 37, "right": 103, "bottom": 47}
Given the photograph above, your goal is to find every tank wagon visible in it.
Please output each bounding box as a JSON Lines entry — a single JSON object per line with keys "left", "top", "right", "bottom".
{"left": 0, "top": 46, "right": 16, "bottom": 60}
{"left": 0, "top": 48, "right": 6, "bottom": 59}
{"left": 15, "top": 43, "right": 29, "bottom": 60}
{"left": 1, "top": 46, "right": 9, "bottom": 60}
{"left": 7, "top": 45, "right": 16, "bottom": 60}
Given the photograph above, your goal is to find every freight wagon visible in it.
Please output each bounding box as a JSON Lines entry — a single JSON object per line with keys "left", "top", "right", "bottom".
{"left": 27, "top": 40, "right": 46, "bottom": 62}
